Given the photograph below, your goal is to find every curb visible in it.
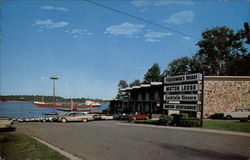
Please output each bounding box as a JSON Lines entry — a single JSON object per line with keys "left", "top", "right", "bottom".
{"left": 117, "top": 123, "right": 250, "bottom": 137}
{"left": 32, "top": 136, "right": 82, "bottom": 160}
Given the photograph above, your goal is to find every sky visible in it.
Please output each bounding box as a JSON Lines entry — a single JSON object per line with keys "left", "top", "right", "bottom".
{"left": 0, "top": 0, "right": 249, "bottom": 99}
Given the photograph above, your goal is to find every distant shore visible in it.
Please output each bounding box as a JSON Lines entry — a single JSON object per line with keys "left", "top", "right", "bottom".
{"left": 0, "top": 101, "right": 32, "bottom": 103}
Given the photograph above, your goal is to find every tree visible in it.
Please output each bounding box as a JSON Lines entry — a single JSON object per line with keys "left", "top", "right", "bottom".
{"left": 129, "top": 79, "right": 141, "bottom": 87}
{"left": 116, "top": 80, "right": 128, "bottom": 99}
{"left": 118, "top": 80, "right": 128, "bottom": 88}
{"left": 195, "top": 26, "right": 249, "bottom": 76}
{"left": 144, "top": 63, "right": 162, "bottom": 83}
{"left": 163, "top": 57, "right": 193, "bottom": 76}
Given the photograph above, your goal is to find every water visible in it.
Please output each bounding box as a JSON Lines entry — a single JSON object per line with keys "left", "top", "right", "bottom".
{"left": 0, "top": 102, "right": 109, "bottom": 118}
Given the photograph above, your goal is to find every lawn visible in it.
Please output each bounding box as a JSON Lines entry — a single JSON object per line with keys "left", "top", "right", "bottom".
{"left": 202, "top": 120, "right": 250, "bottom": 133}
{"left": 0, "top": 132, "right": 69, "bottom": 160}
{"left": 130, "top": 119, "right": 250, "bottom": 133}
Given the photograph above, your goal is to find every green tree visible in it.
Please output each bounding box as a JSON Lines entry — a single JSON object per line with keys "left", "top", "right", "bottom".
{"left": 195, "top": 26, "right": 249, "bottom": 76}
{"left": 144, "top": 63, "right": 162, "bottom": 83}
{"left": 116, "top": 80, "right": 128, "bottom": 99}
{"left": 163, "top": 57, "right": 193, "bottom": 76}
{"left": 129, "top": 79, "right": 141, "bottom": 87}
{"left": 118, "top": 80, "right": 128, "bottom": 88}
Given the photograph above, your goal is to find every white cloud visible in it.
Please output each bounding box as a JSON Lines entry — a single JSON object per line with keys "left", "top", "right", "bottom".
{"left": 182, "top": 36, "right": 191, "bottom": 40}
{"left": 66, "top": 28, "right": 92, "bottom": 38}
{"left": 140, "top": 8, "right": 147, "bottom": 12}
{"left": 145, "top": 38, "right": 160, "bottom": 42}
{"left": 132, "top": 0, "right": 194, "bottom": 6}
{"left": 131, "top": 0, "right": 150, "bottom": 6}
{"left": 105, "top": 22, "right": 144, "bottom": 38}
{"left": 165, "top": 10, "right": 195, "bottom": 24}
{"left": 56, "top": 7, "right": 69, "bottom": 11}
{"left": 145, "top": 31, "right": 172, "bottom": 38}
{"left": 144, "top": 31, "right": 171, "bottom": 42}
{"left": 41, "top": 5, "right": 69, "bottom": 11}
{"left": 34, "top": 19, "right": 69, "bottom": 29}
{"left": 41, "top": 6, "right": 54, "bottom": 10}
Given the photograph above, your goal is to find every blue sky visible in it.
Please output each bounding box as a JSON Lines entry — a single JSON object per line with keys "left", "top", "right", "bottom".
{"left": 0, "top": 0, "right": 249, "bottom": 99}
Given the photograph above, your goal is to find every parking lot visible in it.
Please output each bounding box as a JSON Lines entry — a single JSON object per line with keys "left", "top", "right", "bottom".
{"left": 15, "top": 121, "right": 250, "bottom": 160}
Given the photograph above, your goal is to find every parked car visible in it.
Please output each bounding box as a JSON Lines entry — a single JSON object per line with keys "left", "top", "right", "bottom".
{"left": 113, "top": 114, "right": 122, "bottom": 120}
{"left": 93, "top": 114, "right": 102, "bottom": 120}
{"left": 0, "top": 117, "right": 15, "bottom": 130}
{"left": 224, "top": 108, "right": 250, "bottom": 119}
{"left": 58, "top": 112, "right": 94, "bottom": 123}
{"left": 129, "top": 114, "right": 149, "bottom": 120}
{"left": 101, "top": 115, "right": 113, "bottom": 120}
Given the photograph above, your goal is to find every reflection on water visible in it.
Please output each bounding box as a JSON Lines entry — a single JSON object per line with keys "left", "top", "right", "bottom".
{"left": 0, "top": 102, "right": 109, "bottom": 118}
{"left": 0, "top": 102, "right": 55, "bottom": 118}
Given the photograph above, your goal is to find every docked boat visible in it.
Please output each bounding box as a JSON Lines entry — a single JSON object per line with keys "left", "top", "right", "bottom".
{"left": 34, "top": 100, "right": 101, "bottom": 108}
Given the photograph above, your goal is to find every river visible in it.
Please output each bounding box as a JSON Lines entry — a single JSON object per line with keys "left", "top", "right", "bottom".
{"left": 0, "top": 102, "right": 109, "bottom": 118}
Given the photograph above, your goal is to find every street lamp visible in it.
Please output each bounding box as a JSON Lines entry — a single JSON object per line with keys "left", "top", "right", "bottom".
{"left": 50, "top": 76, "right": 58, "bottom": 106}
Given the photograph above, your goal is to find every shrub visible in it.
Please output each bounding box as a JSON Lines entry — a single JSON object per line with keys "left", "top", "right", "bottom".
{"left": 128, "top": 116, "right": 135, "bottom": 122}
{"left": 158, "top": 115, "right": 173, "bottom": 126}
{"left": 179, "top": 117, "right": 200, "bottom": 127}
{"left": 239, "top": 118, "right": 248, "bottom": 123}
{"left": 171, "top": 113, "right": 189, "bottom": 126}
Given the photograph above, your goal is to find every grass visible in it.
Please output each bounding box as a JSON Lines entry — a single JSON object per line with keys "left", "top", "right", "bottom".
{"left": 0, "top": 132, "right": 69, "bottom": 160}
{"left": 202, "top": 120, "right": 250, "bottom": 133}
{"left": 129, "top": 119, "right": 250, "bottom": 133}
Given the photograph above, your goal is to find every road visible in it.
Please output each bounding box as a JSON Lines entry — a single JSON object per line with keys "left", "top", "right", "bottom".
{"left": 15, "top": 121, "right": 250, "bottom": 160}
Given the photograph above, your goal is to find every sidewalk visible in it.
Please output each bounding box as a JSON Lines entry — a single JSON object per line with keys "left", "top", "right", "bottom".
{"left": 32, "top": 136, "right": 82, "bottom": 160}
{"left": 118, "top": 122, "right": 250, "bottom": 137}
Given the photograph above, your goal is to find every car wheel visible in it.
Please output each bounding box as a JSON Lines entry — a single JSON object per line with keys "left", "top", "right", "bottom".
{"left": 61, "top": 118, "right": 67, "bottom": 123}
{"left": 82, "top": 119, "right": 87, "bottom": 123}
{"left": 248, "top": 115, "right": 250, "bottom": 120}
{"left": 225, "top": 115, "right": 232, "bottom": 120}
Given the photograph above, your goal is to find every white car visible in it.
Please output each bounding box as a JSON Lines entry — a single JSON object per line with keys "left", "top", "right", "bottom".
{"left": 0, "top": 117, "right": 14, "bottom": 129}
{"left": 101, "top": 115, "right": 113, "bottom": 120}
{"left": 224, "top": 108, "right": 250, "bottom": 119}
{"left": 59, "top": 112, "right": 94, "bottom": 123}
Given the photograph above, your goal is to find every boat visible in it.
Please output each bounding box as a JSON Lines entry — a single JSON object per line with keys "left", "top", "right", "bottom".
{"left": 34, "top": 99, "right": 101, "bottom": 108}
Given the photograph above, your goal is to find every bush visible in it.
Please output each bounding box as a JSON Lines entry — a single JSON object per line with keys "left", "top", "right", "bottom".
{"left": 158, "top": 115, "right": 173, "bottom": 126}
{"left": 171, "top": 113, "right": 189, "bottom": 126}
{"left": 128, "top": 116, "right": 135, "bottom": 122}
{"left": 179, "top": 117, "right": 200, "bottom": 127}
{"left": 210, "top": 113, "right": 224, "bottom": 119}
{"left": 239, "top": 118, "right": 248, "bottom": 123}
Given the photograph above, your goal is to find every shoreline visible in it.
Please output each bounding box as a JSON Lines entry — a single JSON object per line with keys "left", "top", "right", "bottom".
{"left": 0, "top": 101, "right": 32, "bottom": 103}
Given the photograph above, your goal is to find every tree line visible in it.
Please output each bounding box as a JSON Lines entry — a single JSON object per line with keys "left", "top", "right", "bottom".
{"left": 118, "top": 26, "right": 250, "bottom": 91}
{"left": 0, "top": 95, "right": 101, "bottom": 103}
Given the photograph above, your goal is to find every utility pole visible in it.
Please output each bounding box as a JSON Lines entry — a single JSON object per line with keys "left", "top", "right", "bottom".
{"left": 50, "top": 76, "right": 58, "bottom": 106}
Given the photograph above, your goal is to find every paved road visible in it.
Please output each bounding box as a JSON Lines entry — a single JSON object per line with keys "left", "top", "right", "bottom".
{"left": 15, "top": 121, "right": 250, "bottom": 160}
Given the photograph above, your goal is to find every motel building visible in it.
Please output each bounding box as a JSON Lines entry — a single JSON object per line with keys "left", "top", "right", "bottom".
{"left": 110, "top": 74, "right": 250, "bottom": 118}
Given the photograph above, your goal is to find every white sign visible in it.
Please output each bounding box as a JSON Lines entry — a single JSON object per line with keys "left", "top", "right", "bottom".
{"left": 168, "top": 101, "right": 180, "bottom": 104}
{"left": 164, "top": 94, "right": 198, "bottom": 101}
{"left": 164, "top": 104, "right": 198, "bottom": 111}
{"left": 164, "top": 84, "right": 202, "bottom": 92}
{"left": 164, "top": 73, "right": 202, "bottom": 84}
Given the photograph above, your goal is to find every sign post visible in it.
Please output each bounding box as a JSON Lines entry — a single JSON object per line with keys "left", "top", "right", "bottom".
{"left": 163, "top": 73, "right": 203, "bottom": 122}
{"left": 200, "top": 72, "right": 205, "bottom": 127}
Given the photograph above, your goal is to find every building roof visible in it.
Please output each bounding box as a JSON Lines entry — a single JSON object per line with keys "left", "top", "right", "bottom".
{"left": 150, "top": 82, "right": 163, "bottom": 85}
{"left": 120, "top": 82, "right": 162, "bottom": 91}
{"left": 204, "top": 76, "right": 250, "bottom": 81}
